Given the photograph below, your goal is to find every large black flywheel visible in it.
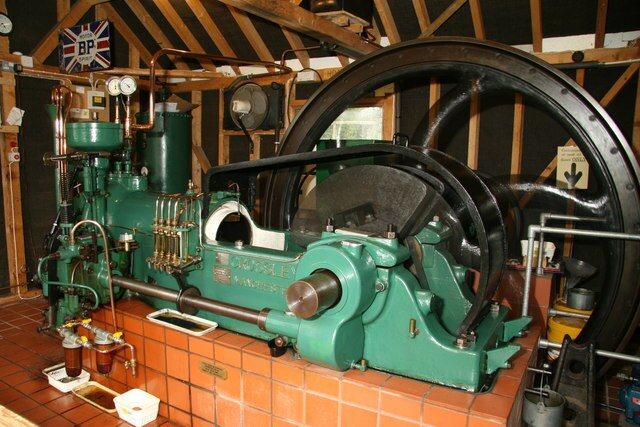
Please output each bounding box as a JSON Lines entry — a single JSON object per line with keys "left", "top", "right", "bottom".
{"left": 264, "top": 37, "right": 640, "bottom": 370}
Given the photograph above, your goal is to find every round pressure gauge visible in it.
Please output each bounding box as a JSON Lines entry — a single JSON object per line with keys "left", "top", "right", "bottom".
{"left": 119, "top": 75, "right": 137, "bottom": 96}
{"left": 105, "top": 76, "right": 121, "bottom": 96}
{"left": 0, "top": 13, "right": 13, "bottom": 36}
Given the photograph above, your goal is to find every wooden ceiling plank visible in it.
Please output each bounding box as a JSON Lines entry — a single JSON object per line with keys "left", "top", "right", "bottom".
{"left": 468, "top": 0, "right": 485, "bottom": 40}
{"left": 31, "top": 0, "right": 94, "bottom": 62}
{"left": 214, "top": 0, "right": 378, "bottom": 58}
{"left": 228, "top": 6, "right": 275, "bottom": 62}
{"left": 281, "top": 27, "right": 311, "bottom": 69}
{"left": 373, "top": 0, "right": 401, "bottom": 45}
{"left": 125, "top": 0, "right": 188, "bottom": 70}
{"left": 102, "top": 3, "right": 152, "bottom": 66}
{"left": 530, "top": 0, "right": 543, "bottom": 52}
{"left": 419, "top": 0, "right": 469, "bottom": 39}
{"left": 412, "top": 0, "right": 431, "bottom": 33}
{"left": 154, "top": 0, "right": 217, "bottom": 71}
{"left": 595, "top": 0, "right": 608, "bottom": 49}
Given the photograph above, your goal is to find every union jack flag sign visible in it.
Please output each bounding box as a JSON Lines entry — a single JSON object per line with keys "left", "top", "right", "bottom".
{"left": 58, "top": 20, "right": 111, "bottom": 73}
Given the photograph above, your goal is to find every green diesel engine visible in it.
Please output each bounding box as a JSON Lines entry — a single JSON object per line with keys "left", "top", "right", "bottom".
{"left": 38, "top": 48, "right": 534, "bottom": 393}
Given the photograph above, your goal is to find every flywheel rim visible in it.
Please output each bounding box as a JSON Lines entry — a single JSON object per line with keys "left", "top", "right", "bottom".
{"left": 265, "top": 37, "right": 640, "bottom": 370}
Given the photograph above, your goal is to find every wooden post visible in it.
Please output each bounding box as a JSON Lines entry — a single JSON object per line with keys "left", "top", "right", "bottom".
{"left": 467, "top": 83, "right": 480, "bottom": 169}
{"left": 191, "top": 91, "right": 203, "bottom": 188}
{"left": 510, "top": 94, "right": 524, "bottom": 183}
{"left": 0, "top": 80, "right": 29, "bottom": 298}
{"left": 428, "top": 77, "right": 440, "bottom": 148}
{"left": 632, "top": 69, "right": 640, "bottom": 161}
{"left": 218, "top": 92, "right": 229, "bottom": 165}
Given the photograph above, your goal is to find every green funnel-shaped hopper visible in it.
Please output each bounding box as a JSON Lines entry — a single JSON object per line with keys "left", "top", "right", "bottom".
{"left": 66, "top": 122, "right": 124, "bottom": 152}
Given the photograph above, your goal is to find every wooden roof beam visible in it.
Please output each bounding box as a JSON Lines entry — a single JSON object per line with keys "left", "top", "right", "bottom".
{"left": 536, "top": 45, "right": 639, "bottom": 65}
{"left": 228, "top": 6, "right": 275, "bottom": 62}
{"left": 419, "top": 0, "right": 468, "bottom": 39}
{"left": 125, "top": 0, "right": 188, "bottom": 70}
{"left": 154, "top": 0, "right": 217, "bottom": 72}
{"left": 31, "top": 0, "right": 95, "bottom": 62}
{"left": 281, "top": 28, "right": 311, "bottom": 69}
{"left": 185, "top": 0, "right": 242, "bottom": 74}
{"left": 530, "top": 0, "right": 543, "bottom": 52}
{"left": 373, "top": 0, "right": 401, "bottom": 45}
{"left": 595, "top": 0, "right": 608, "bottom": 49}
{"left": 214, "top": 0, "right": 378, "bottom": 58}
{"left": 102, "top": 3, "right": 152, "bottom": 66}
{"left": 57, "top": 0, "right": 70, "bottom": 18}
{"left": 468, "top": 0, "right": 485, "bottom": 39}
{"left": 412, "top": 0, "right": 431, "bottom": 33}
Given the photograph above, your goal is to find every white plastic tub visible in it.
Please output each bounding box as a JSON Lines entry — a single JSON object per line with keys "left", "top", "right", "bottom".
{"left": 113, "top": 388, "right": 160, "bottom": 427}
{"left": 42, "top": 363, "right": 90, "bottom": 393}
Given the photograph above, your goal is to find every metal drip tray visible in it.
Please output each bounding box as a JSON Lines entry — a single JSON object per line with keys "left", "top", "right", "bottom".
{"left": 146, "top": 309, "right": 218, "bottom": 336}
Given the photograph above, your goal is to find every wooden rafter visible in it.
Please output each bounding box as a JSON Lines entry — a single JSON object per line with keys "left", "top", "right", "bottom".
{"left": 373, "top": 0, "right": 401, "bottom": 45}
{"left": 124, "top": 0, "right": 188, "bottom": 70}
{"left": 412, "top": 0, "right": 431, "bottom": 33}
{"left": 419, "top": 0, "right": 469, "bottom": 39}
{"left": 228, "top": 6, "right": 275, "bottom": 62}
{"left": 185, "top": 0, "right": 237, "bottom": 59}
{"left": 520, "top": 62, "right": 640, "bottom": 208}
{"left": 595, "top": 0, "right": 608, "bottom": 49}
{"left": 154, "top": 0, "right": 217, "bottom": 71}
{"left": 185, "top": 0, "right": 242, "bottom": 75}
{"left": 468, "top": 0, "right": 485, "bottom": 40}
{"left": 30, "top": 0, "right": 94, "bottom": 62}
{"left": 337, "top": 54, "right": 351, "bottom": 67}
{"left": 281, "top": 28, "right": 311, "bottom": 69}
{"left": 102, "top": 3, "right": 152, "bottom": 66}
{"left": 57, "top": 0, "right": 70, "bottom": 19}
{"left": 530, "top": 0, "right": 543, "bottom": 52}
{"left": 214, "top": 0, "right": 378, "bottom": 58}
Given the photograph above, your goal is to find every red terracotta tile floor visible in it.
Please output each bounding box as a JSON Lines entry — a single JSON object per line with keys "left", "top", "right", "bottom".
{"left": 2, "top": 296, "right": 544, "bottom": 427}
{"left": 0, "top": 297, "right": 177, "bottom": 426}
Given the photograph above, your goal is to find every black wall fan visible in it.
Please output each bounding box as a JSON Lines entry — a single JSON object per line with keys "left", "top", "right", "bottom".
{"left": 223, "top": 82, "right": 283, "bottom": 132}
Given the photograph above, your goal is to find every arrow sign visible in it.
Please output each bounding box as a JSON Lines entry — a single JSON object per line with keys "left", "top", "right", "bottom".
{"left": 557, "top": 146, "right": 589, "bottom": 189}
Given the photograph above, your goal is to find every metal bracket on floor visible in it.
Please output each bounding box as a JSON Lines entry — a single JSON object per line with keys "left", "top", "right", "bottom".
{"left": 550, "top": 335, "right": 596, "bottom": 427}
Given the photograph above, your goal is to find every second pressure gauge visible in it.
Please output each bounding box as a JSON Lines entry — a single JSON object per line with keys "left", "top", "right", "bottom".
{"left": 119, "top": 76, "right": 137, "bottom": 96}
{"left": 105, "top": 76, "right": 121, "bottom": 96}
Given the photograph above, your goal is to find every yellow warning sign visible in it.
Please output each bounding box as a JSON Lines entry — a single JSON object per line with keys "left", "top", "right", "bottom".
{"left": 557, "top": 146, "right": 589, "bottom": 189}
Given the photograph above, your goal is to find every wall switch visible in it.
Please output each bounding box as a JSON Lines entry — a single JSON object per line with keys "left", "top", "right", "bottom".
{"left": 8, "top": 151, "right": 20, "bottom": 162}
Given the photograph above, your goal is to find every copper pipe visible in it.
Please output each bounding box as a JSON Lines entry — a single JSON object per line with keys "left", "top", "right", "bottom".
{"left": 131, "top": 48, "right": 292, "bottom": 133}
{"left": 69, "top": 220, "right": 117, "bottom": 331}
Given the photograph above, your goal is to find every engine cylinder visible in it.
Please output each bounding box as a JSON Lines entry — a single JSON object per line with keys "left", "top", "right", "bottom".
{"left": 136, "top": 111, "right": 192, "bottom": 193}
{"left": 286, "top": 270, "right": 341, "bottom": 319}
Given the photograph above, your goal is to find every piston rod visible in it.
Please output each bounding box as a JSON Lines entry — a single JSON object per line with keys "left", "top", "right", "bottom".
{"left": 548, "top": 307, "right": 591, "bottom": 320}
{"left": 539, "top": 338, "right": 640, "bottom": 364}
{"left": 111, "top": 276, "right": 263, "bottom": 325}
